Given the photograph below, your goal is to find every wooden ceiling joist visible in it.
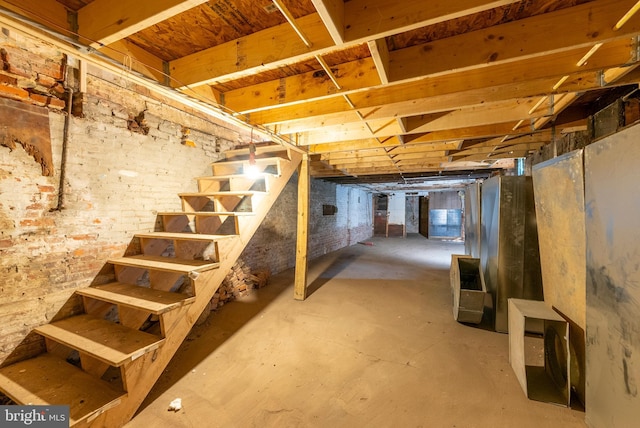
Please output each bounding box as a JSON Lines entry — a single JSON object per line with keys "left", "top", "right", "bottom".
{"left": 338, "top": 0, "right": 522, "bottom": 44}
{"left": 450, "top": 141, "right": 548, "bottom": 160}
{"left": 0, "top": 0, "right": 68, "bottom": 32}
{"left": 296, "top": 96, "right": 550, "bottom": 145}
{"left": 324, "top": 150, "right": 449, "bottom": 165}
{"left": 272, "top": 0, "right": 313, "bottom": 47}
{"left": 310, "top": 0, "right": 345, "bottom": 44}
{"left": 100, "top": 39, "right": 167, "bottom": 82}
{"left": 223, "top": 57, "right": 380, "bottom": 113}
{"left": 403, "top": 123, "right": 542, "bottom": 144}
{"left": 308, "top": 138, "right": 463, "bottom": 154}
{"left": 389, "top": 0, "right": 640, "bottom": 83}
{"left": 245, "top": 37, "right": 636, "bottom": 125}
{"left": 7, "top": 0, "right": 640, "bottom": 181}
{"left": 368, "top": 39, "right": 391, "bottom": 85}
{"left": 170, "top": 0, "right": 559, "bottom": 89}
{"left": 78, "top": 0, "right": 211, "bottom": 47}
{"left": 170, "top": 13, "right": 335, "bottom": 88}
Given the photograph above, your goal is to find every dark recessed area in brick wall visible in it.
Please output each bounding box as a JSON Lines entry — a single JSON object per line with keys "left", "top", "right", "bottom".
{"left": 322, "top": 204, "right": 337, "bottom": 216}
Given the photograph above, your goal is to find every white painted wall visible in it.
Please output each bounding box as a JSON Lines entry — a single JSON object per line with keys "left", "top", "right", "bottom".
{"left": 388, "top": 193, "right": 406, "bottom": 225}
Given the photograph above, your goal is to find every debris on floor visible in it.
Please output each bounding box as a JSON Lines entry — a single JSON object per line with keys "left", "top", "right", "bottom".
{"left": 168, "top": 398, "right": 182, "bottom": 412}
{"left": 212, "top": 260, "right": 271, "bottom": 308}
{"left": 196, "top": 260, "right": 273, "bottom": 325}
{"left": 358, "top": 241, "right": 374, "bottom": 246}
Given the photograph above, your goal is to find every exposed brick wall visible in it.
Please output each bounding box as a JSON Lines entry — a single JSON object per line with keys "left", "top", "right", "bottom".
{"left": 0, "top": 32, "right": 66, "bottom": 110}
{"left": 240, "top": 175, "right": 373, "bottom": 274}
{"left": 0, "top": 30, "right": 242, "bottom": 363}
{"left": 0, "top": 30, "right": 374, "bottom": 363}
{"left": 241, "top": 179, "right": 299, "bottom": 275}
{"left": 309, "top": 181, "right": 372, "bottom": 259}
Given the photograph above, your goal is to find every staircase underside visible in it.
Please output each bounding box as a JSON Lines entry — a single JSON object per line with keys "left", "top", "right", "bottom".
{"left": 0, "top": 145, "right": 302, "bottom": 427}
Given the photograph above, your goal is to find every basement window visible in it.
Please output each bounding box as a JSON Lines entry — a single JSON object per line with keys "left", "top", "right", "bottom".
{"left": 323, "top": 204, "right": 338, "bottom": 216}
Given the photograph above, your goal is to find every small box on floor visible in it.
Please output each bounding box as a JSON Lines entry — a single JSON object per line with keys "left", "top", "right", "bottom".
{"left": 508, "top": 298, "right": 570, "bottom": 407}
{"left": 450, "top": 255, "right": 487, "bottom": 324}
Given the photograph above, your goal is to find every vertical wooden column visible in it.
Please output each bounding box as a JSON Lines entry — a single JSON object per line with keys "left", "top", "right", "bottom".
{"left": 294, "top": 154, "right": 310, "bottom": 300}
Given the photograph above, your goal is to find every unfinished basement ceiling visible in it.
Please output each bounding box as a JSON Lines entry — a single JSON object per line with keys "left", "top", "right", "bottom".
{"left": 2, "top": 0, "right": 640, "bottom": 187}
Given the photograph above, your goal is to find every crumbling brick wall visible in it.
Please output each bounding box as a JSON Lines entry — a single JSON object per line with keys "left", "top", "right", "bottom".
{"left": 0, "top": 28, "right": 373, "bottom": 364}
{"left": 241, "top": 177, "right": 373, "bottom": 273}
{"left": 0, "top": 29, "right": 241, "bottom": 363}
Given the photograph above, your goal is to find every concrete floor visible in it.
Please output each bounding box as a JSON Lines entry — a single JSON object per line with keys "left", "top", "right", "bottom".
{"left": 126, "top": 235, "right": 587, "bottom": 428}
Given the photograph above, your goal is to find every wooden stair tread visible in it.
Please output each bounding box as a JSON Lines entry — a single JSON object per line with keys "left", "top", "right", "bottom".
{"left": 35, "top": 314, "right": 164, "bottom": 367}
{"left": 157, "top": 211, "right": 254, "bottom": 216}
{"left": 211, "top": 156, "right": 283, "bottom": 166}
{"left": 0, "top": 353, "right": 124, "bottom": 425}
{"left": 0, "top": 151, "right": 302, "bottom": 425}
{"left": 178, "top": 191, "right": 263, "bottom": 196}
{"left": 76, "top": 282, "right": 195, "bottom": 315}
{"left": 224, "top": 144, "right": 287, "bottom": 157}
{"left": 109, "top": 254, "right": 219, "bottom": 273}
{"left": 196, "top": 173, "right": 271, "bottom": 180}
{"left": 135, "top": 232, "right": 237, "bottom": 241}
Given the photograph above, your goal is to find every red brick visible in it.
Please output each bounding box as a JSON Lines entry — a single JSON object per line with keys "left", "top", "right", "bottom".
{"left": 33, "top": 61, "right": 63, "bottom": 80}
{"left": 83, "top": 261, "right": 105, "bottom": 271}
{"left": 0, "top": 239, "right": 12, "bottom": 248}
{"left": 0, "top": 73, "right": 17, "bottom": 85}
{"left": 45, "top": 96, "right": 65, "bottom": 110}
{"left": 29, "top": 92, "right": 65, "bottom": 109}
{"left": 26, "top": 203, "right": 44, "bottom": 210}
{"left": 1, "top": 48, "right": 33, "bottom": 75}
{"left": 28, "top": 92, "right": 49, "bottom": 107}
{"left": 78, "top": 249, "right": 100, "bottom": 259}
{"left": 49, "top": 83, "right": 65, "bottom": 96}
{"left": 0, "top": 84, "right": 29, "bottom": 101}
{"left": 36, "top": 73, "right": 57, "bottom": 88}
{"left": 70, "top": 234, "right": 98, "bottom": 241}
{"left": 103, "top": 244, "right": 126, "bottom": 252}
{"left": 37, "top": 185, "right": 56, "bottom": 193}
{"left": 19, "top": 218, "right": 55, "bottom": 228}
{"left": 6, "top": 64, "right": 31, "bottom": 79}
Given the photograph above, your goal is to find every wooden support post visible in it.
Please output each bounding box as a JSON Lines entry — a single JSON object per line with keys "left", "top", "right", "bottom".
{"left": 294, "top": 154, "right": 310, "bottom": 300}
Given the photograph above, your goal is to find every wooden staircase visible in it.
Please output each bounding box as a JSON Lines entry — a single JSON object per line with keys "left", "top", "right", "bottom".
{"left": 0, "top": 144, "right": 302, "bottom": 427}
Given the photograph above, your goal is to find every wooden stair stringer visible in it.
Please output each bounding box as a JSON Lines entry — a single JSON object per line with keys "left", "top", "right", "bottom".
{"left": 95, "top": 150, "right": 303, "bottom": 427}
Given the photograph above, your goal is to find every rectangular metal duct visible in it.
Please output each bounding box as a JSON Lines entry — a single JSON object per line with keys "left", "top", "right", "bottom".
{"left": 532, "top": 150, "right": 586, "bottom": 406}
{"left": 508, "top": 298, "right": 570, "bottom": 407}
{"left": 450, "top": 254, "right": 487, "bottom": 324}
{"left": 480, "top": 175, "right": 543, "bottom": 333}
{"left": 464, "top": 182, "right": 481, "bottom": 258}
{"left": 585, "top": 124, "right": 640, "bottom": 428}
